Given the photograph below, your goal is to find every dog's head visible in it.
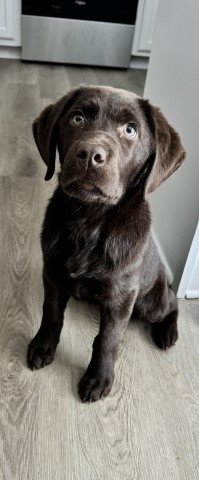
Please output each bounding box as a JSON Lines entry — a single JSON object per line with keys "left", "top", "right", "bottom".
{"left": 33, "top": 85, "right": 185, "bottom": 204}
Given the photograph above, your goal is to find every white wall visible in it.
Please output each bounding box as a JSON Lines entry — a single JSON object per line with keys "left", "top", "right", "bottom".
{"left": 143, "top": 0, "right": 199, "bottom": 292}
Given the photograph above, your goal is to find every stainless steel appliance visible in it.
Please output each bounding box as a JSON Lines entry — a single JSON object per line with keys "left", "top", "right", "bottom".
{"left": 21, "top": 1, "right": 138, "bottom": 68}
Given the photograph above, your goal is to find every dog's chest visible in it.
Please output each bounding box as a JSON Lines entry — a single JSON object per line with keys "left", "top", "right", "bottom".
{"left": 63, "top": 223, "right": 106, "bottom": 301}
{"left": 64, "top": 220, "right": 105, "bottom": 277}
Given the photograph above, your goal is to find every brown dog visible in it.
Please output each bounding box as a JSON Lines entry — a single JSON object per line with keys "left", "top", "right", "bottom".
{"left": 27, "top": 85, "right": 185, "bottom": 402}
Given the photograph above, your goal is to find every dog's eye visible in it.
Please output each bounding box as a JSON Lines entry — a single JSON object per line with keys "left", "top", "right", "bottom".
{"left": 123, "top": 123, "right": 137, "bottom": 138}
{"left": 70, "top": 113, "right": 85, "bottom": 126}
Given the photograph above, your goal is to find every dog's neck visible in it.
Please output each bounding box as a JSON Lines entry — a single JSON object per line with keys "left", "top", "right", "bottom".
{"left": 58, "top": 184, "right": 147, "bottom": 226}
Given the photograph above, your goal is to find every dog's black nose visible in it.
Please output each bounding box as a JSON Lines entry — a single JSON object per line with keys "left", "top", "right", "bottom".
{"left": 76, "top": 144, "right": 107, "bottom": 169}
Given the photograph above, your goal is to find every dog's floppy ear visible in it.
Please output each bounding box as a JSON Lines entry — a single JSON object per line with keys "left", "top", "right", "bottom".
{"left": 32, "top": 87, "right": 82, "bottom": 180}
{"left": 141, "top": 100, "right": 186, "bottom": 200}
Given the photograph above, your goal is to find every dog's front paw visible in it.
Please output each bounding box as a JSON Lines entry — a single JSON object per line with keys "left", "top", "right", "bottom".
{"left": 78, "top": 369, "right": 114, "bottom": 403}
{"left": 27, "top": 336, "right": 55, "bottom": 370}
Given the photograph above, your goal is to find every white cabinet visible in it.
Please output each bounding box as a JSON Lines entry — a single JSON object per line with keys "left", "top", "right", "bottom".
{"left": 132, "top": 0, "right": 159, "bottom": 56}
{"left": 0, "top": 0, "right": 21, "bottom": 45}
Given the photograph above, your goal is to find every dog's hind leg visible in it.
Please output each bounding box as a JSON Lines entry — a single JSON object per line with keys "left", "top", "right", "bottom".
{"left": 151, "top": 309, "right": 178, "bottom": 350}
{"left": 136, "top": 272, "right": 178, "bottom": 349}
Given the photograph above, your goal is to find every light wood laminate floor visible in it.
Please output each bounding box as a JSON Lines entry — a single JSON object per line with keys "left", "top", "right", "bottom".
{"left": 0, "top": 60, "right": 198, "bottom": 480}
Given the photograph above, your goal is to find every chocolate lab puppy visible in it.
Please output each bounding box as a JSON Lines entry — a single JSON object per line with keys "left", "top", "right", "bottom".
{"left": 27, "top": 85, "right": 185, "bottom": 402}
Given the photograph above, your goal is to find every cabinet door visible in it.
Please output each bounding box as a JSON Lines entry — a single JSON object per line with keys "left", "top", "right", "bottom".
{"left": 0, "top": 0, "right": 15, "bottom": 40}
{"left": 0, "top": 0, "right": 20, "bottom": 45}
{"left": 132, "top": 0, "right": 159, "bottom": 56}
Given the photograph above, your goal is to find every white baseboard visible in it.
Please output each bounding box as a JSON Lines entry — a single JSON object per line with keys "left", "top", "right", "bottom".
{"left": 0, "top": 47, "right": 149, "bottom": 71}
{"left": 186, "top": 290, "right": 199, "bottom": 299}
{"left": 0, "top": 46, "right": 21, "bottom": 59}
{"left": 129, "top": 55, "right": 149, "bottom": 69}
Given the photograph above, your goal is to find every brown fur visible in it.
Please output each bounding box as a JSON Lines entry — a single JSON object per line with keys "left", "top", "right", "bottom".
{"left": 27, "top": 85, "right": 185, "bottom": 402}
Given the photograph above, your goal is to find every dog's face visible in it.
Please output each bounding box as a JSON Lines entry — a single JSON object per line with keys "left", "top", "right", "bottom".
{"left": 33, "top": 85, "right": 185, "bottom": 204}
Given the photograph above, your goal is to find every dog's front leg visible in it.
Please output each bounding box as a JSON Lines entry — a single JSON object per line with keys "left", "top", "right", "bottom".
{"left": 78, "top": 292, "right": 136, "bottom": 402}
{"left": 27, "top": 267, "right": 70, "bottom": 370}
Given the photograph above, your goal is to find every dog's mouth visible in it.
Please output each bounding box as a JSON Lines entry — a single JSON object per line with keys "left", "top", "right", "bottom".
{"left": 61, "top": 180, "right": 119, "bottom": 204}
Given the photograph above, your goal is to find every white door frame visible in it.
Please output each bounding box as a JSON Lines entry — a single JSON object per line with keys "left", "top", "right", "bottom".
{"left": 177, "top": 221, "right": 199, "bottom": 299}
